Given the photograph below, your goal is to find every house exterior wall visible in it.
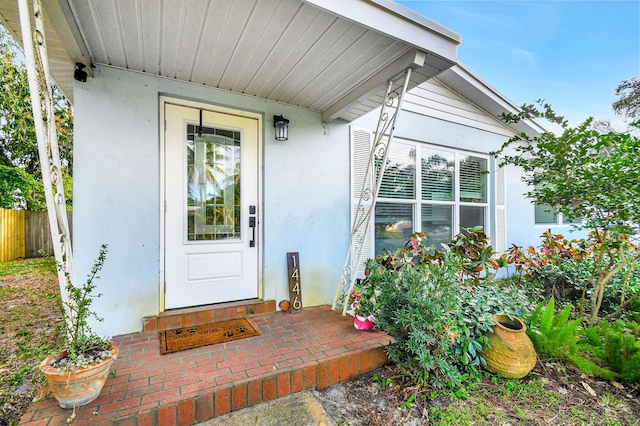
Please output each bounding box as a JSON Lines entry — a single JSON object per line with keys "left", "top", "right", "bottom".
{"left": 73, "top": 66, "right": 585, "bottom": 338}
{"left": 74, "top": 65, "right": 351, "bottom": 337}
{"left": 350, "top": 80, "right": 587, "bottom": 256}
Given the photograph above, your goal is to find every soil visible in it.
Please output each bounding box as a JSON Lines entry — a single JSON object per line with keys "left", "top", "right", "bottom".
{"left": 314, "top": 361, "right": 640, "bottom": 425}
{"left": 2, "top": 260, "right": 640, "bottom": 425}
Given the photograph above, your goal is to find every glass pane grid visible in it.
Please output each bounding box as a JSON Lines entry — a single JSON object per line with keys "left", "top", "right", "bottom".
{"left": 459, "top": 155, "right": 487, "bottom": 203}
{"left": 372, "top": 140, "right": 490, "bottom": 256}
{"left": 377, "top": 143, "right": 415, "bottom": 199}
{"left": 187, "top": 125, "right": 242, "bottom": 241}
{"left": 422, "top": 150, "right": 454, "bottom": 201}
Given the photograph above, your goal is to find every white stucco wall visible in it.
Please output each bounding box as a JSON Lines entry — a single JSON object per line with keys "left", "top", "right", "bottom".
{"left": 74, "top": 66, "right": 350, "bottom": 337}
{"left": 73, "top": 66, "right": 586, "bottom": 338}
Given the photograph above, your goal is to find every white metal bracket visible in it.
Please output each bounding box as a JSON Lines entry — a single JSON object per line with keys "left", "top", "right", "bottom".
{"left": 332, "top": 67, "right": 413, "bottom": 314}
{"left": 17, "top": 0, "right": 74, "bottom": 305}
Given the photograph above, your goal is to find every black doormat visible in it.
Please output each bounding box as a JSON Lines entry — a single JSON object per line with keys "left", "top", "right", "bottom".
{"left": 160, "top": 317, "right": 261, "bottom": 354}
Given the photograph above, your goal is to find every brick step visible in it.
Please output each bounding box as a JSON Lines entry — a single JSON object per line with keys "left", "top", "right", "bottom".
{"left": 21, "top": 306, "right": 391, "bottom": 426}
{"left": 113, "top": 345, "right": 388, "bottom": 425}
{"left": 143, "top": 299, "right": 277, "bottom": 332}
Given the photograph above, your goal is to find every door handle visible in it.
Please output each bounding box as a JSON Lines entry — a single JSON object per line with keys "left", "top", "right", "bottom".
{"left": 249, "top": 216, "right": 256, "bottom": 247}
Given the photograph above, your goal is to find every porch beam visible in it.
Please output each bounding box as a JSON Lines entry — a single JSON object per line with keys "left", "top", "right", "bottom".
{"left": 321, "top": 49, "right": 426, "bottom": 123}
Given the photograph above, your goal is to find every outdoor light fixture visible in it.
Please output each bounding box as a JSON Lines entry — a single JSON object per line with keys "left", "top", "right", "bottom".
{"left": 273, "top": 115, "right": 289, "bottom": 141}
{"left": 74, "top": 63, "right": 87, "bottom": 82}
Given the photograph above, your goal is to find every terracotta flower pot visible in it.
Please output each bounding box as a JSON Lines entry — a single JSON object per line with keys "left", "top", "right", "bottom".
{"left": 354, "top": 314, "right": 376, "bottom": 331}
{"left": 481, "top": 314, "right": 536, "bottom": 379}
{"left": 39, "top": 344, "right": 119, "bottom": 409}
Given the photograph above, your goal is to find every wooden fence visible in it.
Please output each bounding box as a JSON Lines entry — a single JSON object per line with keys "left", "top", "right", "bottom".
{"left": 0, "top": 208, "right": 73, "bottom": 262}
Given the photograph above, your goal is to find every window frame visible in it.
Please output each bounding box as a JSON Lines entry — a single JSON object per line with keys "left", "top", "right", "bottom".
{"left": 375, "top": 139, "right": 491, "bottom": 254}
{"left": 534, "top": 203, "right": 582, "bottom": 226}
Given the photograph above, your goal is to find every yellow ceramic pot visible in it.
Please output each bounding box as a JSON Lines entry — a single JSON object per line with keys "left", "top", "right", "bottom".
{"left": 481, "top": 314, "right": 536, "bottom": 379}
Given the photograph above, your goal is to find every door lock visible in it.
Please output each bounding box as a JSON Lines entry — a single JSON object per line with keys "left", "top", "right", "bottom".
{"left": 249, "top": 210, "right": 256, "bottom": 247}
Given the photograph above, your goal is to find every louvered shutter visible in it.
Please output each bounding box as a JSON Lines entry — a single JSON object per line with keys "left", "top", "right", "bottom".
{"left": 350, "top": 126, "right": 374, "bottom": 278}
{"left": 494, "top": 162, "right": 507, "bottom": 253}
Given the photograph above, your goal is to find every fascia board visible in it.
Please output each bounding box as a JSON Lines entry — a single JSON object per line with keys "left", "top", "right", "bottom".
{"left": 303, "top": 0, "right": 460, "bottom": 63}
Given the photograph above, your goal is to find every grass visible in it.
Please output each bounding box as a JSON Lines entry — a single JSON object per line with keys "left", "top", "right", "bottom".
{"left": 0, "top": 257, "right": 56, "bottom": 277}
{"left": 424, "top": 375, "right": 638, "bottom": 426}
{"left": 0, "top": 257, "right": 64, "bottom": 425}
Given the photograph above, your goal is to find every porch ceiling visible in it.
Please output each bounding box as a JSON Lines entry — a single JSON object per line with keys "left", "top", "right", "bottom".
{"left": 0, "top": 0, "right": 460, "bottom": 122}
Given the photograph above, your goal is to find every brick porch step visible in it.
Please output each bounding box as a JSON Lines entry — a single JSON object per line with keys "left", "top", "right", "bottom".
{"left": 21, "top": 305, "right": 390, "bottom": 425}
{"left": 143, "top": 299, "right": 277, "bottom": 332}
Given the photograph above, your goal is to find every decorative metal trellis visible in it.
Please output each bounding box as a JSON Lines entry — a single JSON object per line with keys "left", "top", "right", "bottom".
{"left": 17, "top": 0, "right": 75, "bottom": 304}
{"left": 332, "top": 67, "right": 413, "bottom": 314}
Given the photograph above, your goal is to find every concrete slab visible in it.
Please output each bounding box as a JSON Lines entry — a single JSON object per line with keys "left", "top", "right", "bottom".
{"left": 197, "top": 391, "right": 337, "bottom": 426}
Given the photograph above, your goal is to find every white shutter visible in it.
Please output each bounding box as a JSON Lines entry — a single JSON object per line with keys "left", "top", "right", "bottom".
{"left": 350, "top": 126, "right": 374, "bottom": 278}
{"left": 494, "top": 163, "right": 507, "bottom": 253}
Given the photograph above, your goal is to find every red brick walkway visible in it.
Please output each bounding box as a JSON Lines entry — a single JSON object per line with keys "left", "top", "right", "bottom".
{"left": 21, "top": 305, "right": 390, "bottom": 425}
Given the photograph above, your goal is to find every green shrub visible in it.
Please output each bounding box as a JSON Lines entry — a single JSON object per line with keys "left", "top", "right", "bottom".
{"left": 527, "top": 297, "right": 581, "bottom": 358}
{"left": 374, "top": 252, "right": 463, "bottom": 389}
{"left": 371, "top": 246, "right": 536, "bottom": 388}
{"left": 576, "top": 320, "right": 640, "bottom": 384}
{"left": 454, "top": 283, "right": 534, "bottom": 373}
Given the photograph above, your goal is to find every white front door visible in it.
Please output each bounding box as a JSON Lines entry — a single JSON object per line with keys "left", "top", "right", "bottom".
{"left": 164, "top": 103, "right": 259, "bottom": 309}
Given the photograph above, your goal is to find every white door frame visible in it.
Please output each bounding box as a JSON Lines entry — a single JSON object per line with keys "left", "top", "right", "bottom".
{"left": 159, "top": 96, "right": 263, "bottom": 312}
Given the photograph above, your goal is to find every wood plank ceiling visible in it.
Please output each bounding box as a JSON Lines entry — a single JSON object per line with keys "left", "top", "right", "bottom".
{"left": 0, "top": 0, "right": 460, "bottom": 121}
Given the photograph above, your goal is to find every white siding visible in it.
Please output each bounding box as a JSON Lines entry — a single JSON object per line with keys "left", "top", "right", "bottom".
{"left": 403, "top": 79, "right": 513, "bottom": 137}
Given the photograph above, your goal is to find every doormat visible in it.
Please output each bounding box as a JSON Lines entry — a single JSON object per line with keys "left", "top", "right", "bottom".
{"left": 160, "top": 318, "right": 261, "bottom": 354}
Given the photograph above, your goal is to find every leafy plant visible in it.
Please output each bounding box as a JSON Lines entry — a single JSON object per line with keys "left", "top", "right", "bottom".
{"left": 448, "top": 226, "right": 502, "bottom": 285}
{"left": 374, "top": 250, "right": 464, "bottom": 389}
{"left": 371, "top": 243, "right": 535, "bottom": 388}
{"left": 349, "top": 261, "right": 381, "bottom": 317}
{"left": 493, "top": 102, "right": 640, "bottom": 324}
{"left": 400, "top": 393, "right": 415, "bottom": 410}
{"left": 527, "top": 297, "right": 581, "bottom": 358}
{"left": 50, "top": 244, "right": 113, "bottom": 371}
{"left": 576, "top": 320, "right": 640, "bottom": 384}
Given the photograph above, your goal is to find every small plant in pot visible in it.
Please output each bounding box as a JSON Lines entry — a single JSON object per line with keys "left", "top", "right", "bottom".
{"left": 349, "top": 261, "right": 380, "bottom": 330}
{"left": 39, "top": 244, "right": 118, "bottom": 409}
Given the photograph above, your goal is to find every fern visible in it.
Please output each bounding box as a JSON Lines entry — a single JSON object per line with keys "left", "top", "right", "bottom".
{"left": 576, "top": 320, "right": 640, "bottom": 384}
{"left": 527, "top": 297, "right": 581, "bottom": 357}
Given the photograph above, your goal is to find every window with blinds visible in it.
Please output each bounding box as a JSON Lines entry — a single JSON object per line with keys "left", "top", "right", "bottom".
{"left": 534, "top": 203, "right": 582, "bottom": 225}
{"left": 460, "top": 155, "right": 487, "bottom": 203}
{"left": 422, "top": 150, "right": 454, "bottom": 201}
{"left": 535, "top": 204, "right": 558, "bottom": 224}
{"left": 377, "top": 142, "right": 415, "bottom": 199}
{"left": 369, "top": 136, "right": 490, "bottom": 256}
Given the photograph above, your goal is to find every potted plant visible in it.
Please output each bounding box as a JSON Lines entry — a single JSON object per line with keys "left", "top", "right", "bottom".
{"left": 350, "top": 263, "right": 380, "bottom": 330}
{"left": 39, "top": 244, "right": 118, "bottom": 409}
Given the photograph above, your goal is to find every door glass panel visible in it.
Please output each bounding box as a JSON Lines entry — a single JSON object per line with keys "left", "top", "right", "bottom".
{"left": 186, "top": 124, "right": 241, "bottom": 241}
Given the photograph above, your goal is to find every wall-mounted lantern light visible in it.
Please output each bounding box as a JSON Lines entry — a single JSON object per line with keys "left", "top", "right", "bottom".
{"left": 273, "top": 115, "right": 289, "bottom": 141}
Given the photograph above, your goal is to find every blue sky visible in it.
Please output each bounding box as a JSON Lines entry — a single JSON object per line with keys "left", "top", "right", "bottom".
{"left": 398, "top": 1, "right": 640, "bottom": 129}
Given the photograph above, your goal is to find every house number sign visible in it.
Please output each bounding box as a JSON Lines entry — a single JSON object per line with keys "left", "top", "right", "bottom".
{"left": 287, "top": 252, "right": 302, "bottom": 313}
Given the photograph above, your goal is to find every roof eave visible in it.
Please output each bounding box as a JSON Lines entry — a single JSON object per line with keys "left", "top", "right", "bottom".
{"left": 435, "top": 64, "right": 548, "bottom": 136}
